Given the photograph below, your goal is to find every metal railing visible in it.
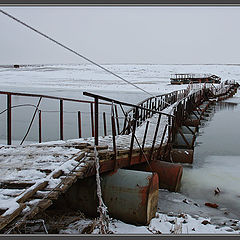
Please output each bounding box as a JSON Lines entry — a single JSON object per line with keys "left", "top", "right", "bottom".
{"left": 0, "top": 90, "right": 111, "bottom": 145}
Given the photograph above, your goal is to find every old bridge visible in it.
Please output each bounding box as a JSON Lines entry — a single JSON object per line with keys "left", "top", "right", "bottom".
{"left": 0, "top": 81, "right": 238, "bottom": 233}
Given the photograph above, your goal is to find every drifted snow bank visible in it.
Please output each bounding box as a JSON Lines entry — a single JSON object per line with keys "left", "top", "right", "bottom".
{"left": 60, "top": 212, "right": 240, "bottom": 234}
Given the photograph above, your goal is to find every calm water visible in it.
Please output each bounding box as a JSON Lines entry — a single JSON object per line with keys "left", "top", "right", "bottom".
{"left": 181, "top": 94, "right": 240, "bottom": 218}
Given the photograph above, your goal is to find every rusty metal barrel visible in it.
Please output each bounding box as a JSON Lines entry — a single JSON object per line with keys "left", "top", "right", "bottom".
{"left": 101, "top": 169, "right": 159, "bottom": 225}
{"left": 129, "top": 160, "right": 183, "bottom": 192}
{"left": 57, "top": 169, "right": 159, "bottom": 225}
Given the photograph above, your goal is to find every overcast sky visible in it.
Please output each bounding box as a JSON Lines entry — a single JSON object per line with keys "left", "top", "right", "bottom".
{"left": 0, "top": 6, "right": 240, "bottom": 65}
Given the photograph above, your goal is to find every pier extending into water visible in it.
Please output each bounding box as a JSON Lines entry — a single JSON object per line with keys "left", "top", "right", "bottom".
{"left": 0, "top": 81, "right": 238, "bottom": 233}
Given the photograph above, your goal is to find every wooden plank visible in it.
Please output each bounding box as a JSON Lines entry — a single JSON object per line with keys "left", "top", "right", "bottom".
{"left": 73, "top": 152, "right": 86, "bottom": 162}
{"left": 87, "top": 145, "right": 108, "bottom": 151}
{"left": 55, "top": 176, "right": 77, "bottom": 193}
{"left": 0, "top": 181, "right": 34, "bottom": 189}
{"left": 73, "top": 170, "right": 84, "bottom": 178}
{"left": 0, "top": 203, "right": 26, "bottom": 231}
{"left": 24, "top": 206, "right": 39, "bottom": 219}
{"left": 16, "top": 181, "right": 48, "bottom": 203}
{"left": 52, "top": 170, "right": 63, "bottom": 179}
{"left": 38, "top": 199, "right": 53, "bottom": 210}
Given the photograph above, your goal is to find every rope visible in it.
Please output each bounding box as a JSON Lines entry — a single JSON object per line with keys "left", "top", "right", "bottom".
{"left": 0, "top": 9, "right": 154, "bottom": 98}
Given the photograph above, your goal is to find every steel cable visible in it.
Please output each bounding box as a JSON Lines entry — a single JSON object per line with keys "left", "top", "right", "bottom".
{"left": 0, "top": 9, "right": 155, "bottom": 98}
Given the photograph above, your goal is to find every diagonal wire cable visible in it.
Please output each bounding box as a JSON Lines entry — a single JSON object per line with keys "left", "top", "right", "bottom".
{"left": 0, "top": 9, "right": 154, "bottom": 97}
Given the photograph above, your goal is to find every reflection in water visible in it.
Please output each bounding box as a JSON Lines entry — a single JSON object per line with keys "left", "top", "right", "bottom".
{"left": 181, "top": 99, "right": 240, "bottom": 218}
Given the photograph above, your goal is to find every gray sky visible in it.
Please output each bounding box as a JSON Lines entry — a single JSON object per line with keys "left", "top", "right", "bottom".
{"left": 0, "top": 6, "right": 240, "bottom": 65}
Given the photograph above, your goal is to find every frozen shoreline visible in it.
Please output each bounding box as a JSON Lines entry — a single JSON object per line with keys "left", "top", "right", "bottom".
{"left": 60, "top": 189, "right": 240, "bottom": 234}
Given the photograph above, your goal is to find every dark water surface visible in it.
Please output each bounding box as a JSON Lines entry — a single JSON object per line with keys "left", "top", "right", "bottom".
{"left": 181, "top": 94, "right": 240, "bottom": 218}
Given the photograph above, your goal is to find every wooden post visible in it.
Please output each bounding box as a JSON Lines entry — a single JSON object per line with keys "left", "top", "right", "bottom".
{"left": 60, "top": 100, "right": 63, "bottom": 140}
{"left": 94, "top": 97, "right": 99, "bottom": 146}
{"left": 78, "top": 111, "right": 82, "bottom": 138}
{"left": 7, "top": 94, "right": 11, "bottom": 145}
{"left": 39, "top": 110, "right": 42, "bottom": 143}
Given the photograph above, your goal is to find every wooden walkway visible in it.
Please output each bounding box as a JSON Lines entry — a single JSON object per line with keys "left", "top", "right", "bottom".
{"left": 0, "top": 81, "right": 238, "bottom": 233}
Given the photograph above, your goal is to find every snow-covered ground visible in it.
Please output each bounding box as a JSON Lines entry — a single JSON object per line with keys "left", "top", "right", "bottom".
{"left": 60, "top": 189, "right": 240, "bottom": 234}
{"left": 0, "top": 63, "right": 239, "bottom": 95}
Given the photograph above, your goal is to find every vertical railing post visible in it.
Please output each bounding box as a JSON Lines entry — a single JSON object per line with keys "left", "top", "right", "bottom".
{"left": 128, "top": 107, "right": 138, "bottom": 165}
{"left": 78, "top": 111, "right": 82, "bottom": 138}
{"left": 149, "top": 99, "right": 152, "bottom": 117}
{"left": 7, "top": 94, "right": 11, "bottom": 145}
{"left": 146, "top": 100, "right": 149, "bottom": 118}
{"left": 114, "top": 105, "right": 120, "bottom": 135}
{"left": 103, "top": 112, "right": 107, "bottom": 137}
{"left": 149, "top": 113, "right": 161, "bottom": 161}
{"left": 169, "top": 115, "right": 173, "bottom": 144}
{"left": 139, "top": 120, "right": 149, "bottom": 162}
{"left": 60, "top": 99, "right": 63, "bottom": 140}
{"left": 90, "top": 102, "right": 94, "bottom": 137}
{"left": 121, "top": 115, "right": 127, "bottom": 135}
{"left": 39, "top": 110, "right": 42, "bottom": 143}
{"left": 111, "top": 113, "right": 117, "bottom": 170}
{"left": 94, "top": 97, "right": 99, "bottom": 146}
